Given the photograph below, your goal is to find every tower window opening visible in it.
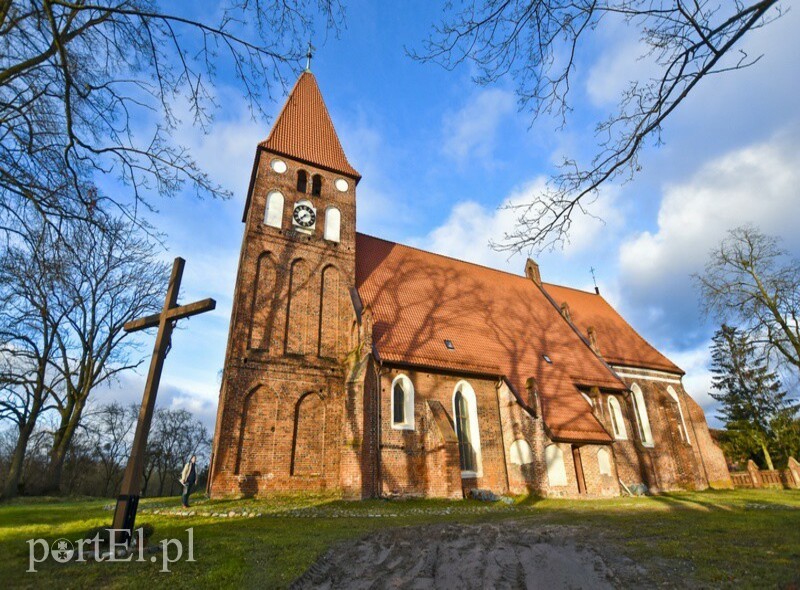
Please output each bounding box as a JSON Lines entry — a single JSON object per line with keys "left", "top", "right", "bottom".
{"left": 311, "top": 174, "right": 322, "bottom": 196}
{"left": 297, "top": 170, "right": 308, "bottom": 193}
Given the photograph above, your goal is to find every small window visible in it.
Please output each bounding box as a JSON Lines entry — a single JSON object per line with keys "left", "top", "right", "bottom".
{"left": 608, "top": 396, "right": 627, "bottom": 440}
{"left": 324, "top": 207, "right": 341, "bottom": 242}
{"left": 543, "top": 354, "right": 552, "bottom": 364}
{"left": 311, "top": 174, "right": 322, "bottom": 196}
{"left": 667, "top": 386, "right": 691, "bottom": 445}
{"left": 597, "top": 447, "right": 612, "bottom": 476}
{"left": 297, "top": 170, "right": 308, "bottom": 193}
{"left": 545, "top": 444, "right": 568, "bottom": 487}
{"left": 264, "top": 190, "right": 284, "bottom": 228}
{"left": 444, "top": 339, "right": 455, "bottom": 350}
{"left": 391, "top": 374, "right": 414, "bottom": 430}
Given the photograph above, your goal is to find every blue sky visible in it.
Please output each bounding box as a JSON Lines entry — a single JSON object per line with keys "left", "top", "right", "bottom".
{"left": 100, "top": 2, "right": 800, "bottom": 430}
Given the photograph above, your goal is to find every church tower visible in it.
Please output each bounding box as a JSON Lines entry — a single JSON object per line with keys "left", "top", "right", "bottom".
{"left": 209, "top": 71, "right": 361, "bottom": 497}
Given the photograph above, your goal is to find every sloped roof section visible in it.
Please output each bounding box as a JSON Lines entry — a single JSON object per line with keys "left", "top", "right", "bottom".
{"left": 356, "top": 233, "right": 624, "bottom": 443}
{"left": 544, "top": 283, "right": 683, "bottom": 374}
{"left": 260, "top": 71, "right": 359, "bottom": 179}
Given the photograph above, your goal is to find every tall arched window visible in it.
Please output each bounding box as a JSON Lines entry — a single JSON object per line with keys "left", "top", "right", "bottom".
{"left": 296, "top": 170, "right": 308, "bottom": 193}
{"left": 545, "top": 444, "right": 567, "bottom": 487}
{"left": 667, "top": 386, "right": 692, "bottom": 445}
{"left": 630, "top": 383, "right": 653, "bottom": 446}
{"left": 311, "top": 174, "right": 322, "bottom": 196}
{"left": 597, "top": 447, "right": 612, "bottom": 476}
{"left": 608, "top": 396, "right": 627, "bottom": 440}
{"left": 264, "top": 190, "right": 284, "bottom": 228}
{"left": 453, "top": 381, "right": 482, "bottom": 475}
{"left": 391, "top": 374, "right": 414, "bottom": 430}
{"left": 324, "top": 207, "right": 341, "bottom": 242}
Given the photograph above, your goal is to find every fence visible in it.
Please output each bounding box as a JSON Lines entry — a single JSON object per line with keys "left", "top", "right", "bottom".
{"left": 730, "top": 457, "right": 800, "bottom": 490}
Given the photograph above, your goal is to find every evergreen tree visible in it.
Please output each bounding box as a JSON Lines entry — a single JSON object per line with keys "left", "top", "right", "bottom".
{"left": 709, "top": 324, "right": 798, "bottom": 470}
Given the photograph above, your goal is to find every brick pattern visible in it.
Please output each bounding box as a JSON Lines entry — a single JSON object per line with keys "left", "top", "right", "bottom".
{"left": 378, "top": 368, "right": 508, "bottom": 498}
{"left": 209, "top": 151, "right": 358, "bottom": 498}
{"left": 582, "top": 368, "right": 732, "bottom": 492}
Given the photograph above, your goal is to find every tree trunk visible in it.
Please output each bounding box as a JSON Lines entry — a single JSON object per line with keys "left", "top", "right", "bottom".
{"left": 44, "top": 397, "right": 87, "bottom": 493}
{"left": 761, "top": 442, "right": 775, "bottom": 471}
{"left": 3, "top": 420, "right": 36, "bottom": 499}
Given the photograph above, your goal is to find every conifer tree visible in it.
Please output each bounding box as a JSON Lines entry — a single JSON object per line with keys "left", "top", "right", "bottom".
{"left": 709, "top": 324, "right": 798, "bottom": 470}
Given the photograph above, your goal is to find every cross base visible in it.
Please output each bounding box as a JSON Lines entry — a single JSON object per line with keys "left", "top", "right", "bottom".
{"left": 111, "top": 494, "right": 140, "bottom": 545}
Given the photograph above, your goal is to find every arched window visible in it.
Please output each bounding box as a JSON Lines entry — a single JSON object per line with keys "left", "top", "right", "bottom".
{"left": 453, "top": 381, "right": 482, "bottom": 475}
{"left": 667, "top": 386, "right": 692, "bottom": 445}
{"left": 630, "top": 383, "right": 653, "bottom": 446}
{"left": 296, "top": 170, "right": 308, "bottom": 193}
{"left": 324, "top": 207, "right": 341, "bottom": 242}
{"left": 311, "top": 174, "right": 322, "bottom": 196}
{"left": 608, "top": 396, "right": 627, "bottom": 440}
{"left": 510, "top": 439, "right": 534, "bottom": 465}
{"left": 597, "top": 447, "right": 612, "bottom": 476}
{"left": 545, "top": 444, "right": 567, "bottom": 487}
{"left": 581, "top": 391, "right": 594, "bottom": 409}
{"left": 264, "top": 190, "right": 284, "bottom": 228}
{"left": 391, "top": 374, "right": 414, "bottom": 430}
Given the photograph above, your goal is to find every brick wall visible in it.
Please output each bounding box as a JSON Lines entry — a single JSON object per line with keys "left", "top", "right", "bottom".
{"left": 209, "top": 150, "right": 358, "bottom": 498}
{"left": 377, "top": 367, "right": 508, "bottom": 498}
{"left": 584, "top": 367, "right": 732, "bottom": 493}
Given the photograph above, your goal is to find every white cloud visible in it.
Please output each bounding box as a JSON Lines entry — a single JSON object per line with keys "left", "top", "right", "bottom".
{"left": 170, "top": 88, "right": 266, "bottom": 197}
{"left": 664, "top": 342, "right": 718, "bottom": 419}
{"left": 620, "top": 131, "right": 800, "bottom": 295}
{"left": 414, "top": 177, "right": 621, "bottom": 273}
{"left": 586, "top": 39, "right": 659, "bottom": 107}
{"left": 442, "top": 88, "right": 515, "bottom": 164}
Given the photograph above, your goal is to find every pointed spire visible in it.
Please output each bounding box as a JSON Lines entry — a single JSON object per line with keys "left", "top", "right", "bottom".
{"left": 260, "top": 71, "right": 359, "bottom": 179}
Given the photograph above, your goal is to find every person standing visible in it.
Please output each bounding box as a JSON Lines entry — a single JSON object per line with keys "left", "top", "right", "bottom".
{"left": 180, "top": 455, "right": 197, "bottom": 508}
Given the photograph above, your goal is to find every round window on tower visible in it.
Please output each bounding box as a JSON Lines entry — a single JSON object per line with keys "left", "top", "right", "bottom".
{"left": 334, "top": 178, "right": 349, "bottom": 192}
{"left": 270, "top": 159, "right": 287, "bottom": 174}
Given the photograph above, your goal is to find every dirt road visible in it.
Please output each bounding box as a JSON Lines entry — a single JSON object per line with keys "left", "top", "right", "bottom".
{"left": 291, "top": 522, "right": 650, "bottom": 589}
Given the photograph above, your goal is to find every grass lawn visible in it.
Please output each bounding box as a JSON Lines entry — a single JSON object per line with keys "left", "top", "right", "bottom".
{"left": 1, "top": 489, "right": 798, "bottom": 589}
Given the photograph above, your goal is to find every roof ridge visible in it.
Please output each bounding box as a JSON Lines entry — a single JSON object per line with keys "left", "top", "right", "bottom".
{"left": 546, "top": 281, "right": 683, "bottom": 374}
{"left": 543, "top": 282, "right": 599, "bottom": 296}
{"left": 356, "top": 232, "right": 534, "bottom": 283}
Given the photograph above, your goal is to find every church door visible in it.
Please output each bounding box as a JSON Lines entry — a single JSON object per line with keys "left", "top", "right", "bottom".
{"left": 572, "top": 445, "right": 587, "bottom": 494}
{"left": 455, "top": 391, "right": 476, "bottom": 472}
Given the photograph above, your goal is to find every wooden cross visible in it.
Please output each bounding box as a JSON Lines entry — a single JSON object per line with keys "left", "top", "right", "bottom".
{"left": 111, "top": 257, "right": 216, "bottom": 543}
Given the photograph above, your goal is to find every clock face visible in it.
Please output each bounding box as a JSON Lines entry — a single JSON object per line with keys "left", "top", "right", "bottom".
{"left": 292, "top": 204, "right": 316, "bottom": 228}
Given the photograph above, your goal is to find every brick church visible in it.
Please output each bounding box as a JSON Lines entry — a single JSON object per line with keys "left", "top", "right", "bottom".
{"left": 209, "top": 70, "right": 732, "bottom": 499}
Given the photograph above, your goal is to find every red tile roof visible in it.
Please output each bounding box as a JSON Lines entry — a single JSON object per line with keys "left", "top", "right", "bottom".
{"left": 260, "top": 71, "right": 360, "bottom": 179}
{"left": 543, "top": 284, "right": 683, "bottom": 374}
{"left": 356, "top": 234, "right": 623, "bottom": 443}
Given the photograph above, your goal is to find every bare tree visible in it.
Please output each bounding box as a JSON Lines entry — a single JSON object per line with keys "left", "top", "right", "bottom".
{"left": 84, "top": 402, "right": 137, "bottom": 495}
{"left": 0, "top": 0, "right": 343, "bottom": 234}
{"left": 44, "top": 218, "right": 169, "bottom": 492}
{"left": 0, "top": 220, "right": 68, "bottom": 498}
{"left": 411, "top": 1, "right": 784, "bottom": 251}
{"left": 696, "top": 225, "right": 800, "bottom": 375}
{"left": 146, "top": 407, "right": 209, "bottom": 497}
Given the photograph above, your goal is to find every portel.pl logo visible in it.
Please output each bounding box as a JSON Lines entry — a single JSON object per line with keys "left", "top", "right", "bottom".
{"left": 27, "top": 528, "right": 195, "bottom": 573}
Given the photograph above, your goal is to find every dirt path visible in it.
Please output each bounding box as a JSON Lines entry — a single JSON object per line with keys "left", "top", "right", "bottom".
{"left": 291, "top": 522, "right": 650, "bottom": 589}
